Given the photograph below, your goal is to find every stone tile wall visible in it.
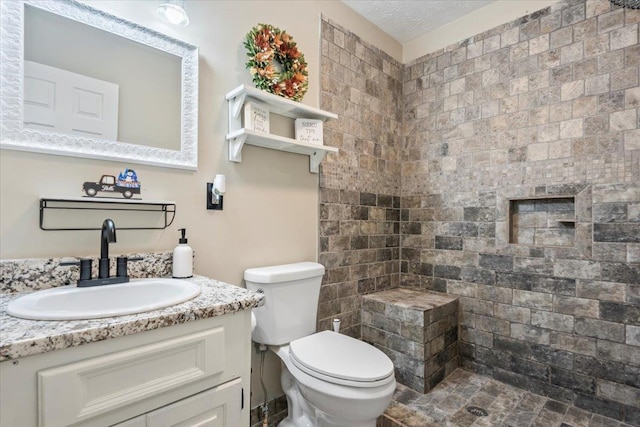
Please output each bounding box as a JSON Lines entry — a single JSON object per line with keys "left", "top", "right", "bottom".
{"left": 318, "top": 188, "right": 402, "bottom": 336}
{"left": 400, "top": 0, "right": 640, "bottom": 423}
{"left": 250, "top": 396, "right": 287, "bottom": 427}
{"left": 319, "top": 0, "right": 639, "bottom": 421}
{"left": 318, "top": 17, "right": 403, "bottom": 337}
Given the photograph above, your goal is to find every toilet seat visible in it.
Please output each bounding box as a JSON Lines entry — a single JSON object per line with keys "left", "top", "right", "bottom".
{"left": 289, "top": 331, "right": 394, "bottom": 388}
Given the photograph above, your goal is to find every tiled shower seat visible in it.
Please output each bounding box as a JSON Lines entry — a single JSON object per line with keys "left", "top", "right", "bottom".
{"left": 362, "top": 288, "right": 459, "bottom": 393}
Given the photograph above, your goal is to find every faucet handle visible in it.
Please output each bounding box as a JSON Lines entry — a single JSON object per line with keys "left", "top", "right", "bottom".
{"left": 116, "top": 256, "right": 144, "bottom": 278}
{"left": 60, "top": 258, "right": 93, "bottom": 282}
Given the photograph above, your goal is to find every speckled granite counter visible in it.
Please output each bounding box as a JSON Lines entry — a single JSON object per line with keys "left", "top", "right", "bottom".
{"left": 0, "top": 275, "right": 264, "bottom": 361}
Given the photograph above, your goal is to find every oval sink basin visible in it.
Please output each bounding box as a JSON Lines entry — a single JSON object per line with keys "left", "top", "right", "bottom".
{"left": 6, "top": 278, "right": 202, "bottom": 321}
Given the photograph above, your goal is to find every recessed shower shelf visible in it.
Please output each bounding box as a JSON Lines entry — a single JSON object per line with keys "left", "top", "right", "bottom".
{"left": 39, "top": 196, "right": 176, "bottom": 231}
{"left": 508, "top": 196, "right": 576, "bottom": 246}
{"left": 225, "top": 85, "right": 338, "bottom": 173}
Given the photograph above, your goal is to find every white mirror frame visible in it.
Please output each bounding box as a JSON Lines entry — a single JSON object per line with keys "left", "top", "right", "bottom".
{"left": 0, "top": 0, "right": 199, "bottom": 170}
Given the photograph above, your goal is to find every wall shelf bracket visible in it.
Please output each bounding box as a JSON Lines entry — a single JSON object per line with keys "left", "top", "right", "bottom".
{"left": 230, "top": 92, "right": 247, "bottom": 119}
{"left": 310, "top": 151, "right": 327, "bottom": 173}
{"left": 228, "top": 133, "right": 248, "bottom": 163}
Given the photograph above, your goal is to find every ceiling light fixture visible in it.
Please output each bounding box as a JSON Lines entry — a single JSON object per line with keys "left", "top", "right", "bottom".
{"left": 157, "top": 0, "right": 189, "bottom": 26}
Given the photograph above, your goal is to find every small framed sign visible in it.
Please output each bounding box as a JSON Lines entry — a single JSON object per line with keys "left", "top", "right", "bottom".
{"left": 295, "top": 118, "right": 323, "bottom": 145}
{"left": 244, "top": 101, "right": 270, "bottom": 134}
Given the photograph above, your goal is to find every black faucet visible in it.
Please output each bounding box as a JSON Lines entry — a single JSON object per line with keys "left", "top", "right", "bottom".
{"left": 99, "top": 219, "right": 116, "bottom": 279}
{"left": 60, "top": 218, "right": 142, "bottom": 287}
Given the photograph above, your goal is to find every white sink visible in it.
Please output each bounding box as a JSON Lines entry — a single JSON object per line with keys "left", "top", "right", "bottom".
{"left": 6, "top": 278, "right": 202, "bottom": 321}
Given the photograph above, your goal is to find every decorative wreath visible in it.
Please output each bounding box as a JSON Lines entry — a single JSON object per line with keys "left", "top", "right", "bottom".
{"left": 244, "top": 23, "right": 308, "bottom": 102}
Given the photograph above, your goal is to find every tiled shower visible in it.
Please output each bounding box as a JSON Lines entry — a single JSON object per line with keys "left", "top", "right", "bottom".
{"left": 318, "top": 0, "right": 639, "bottom": 424}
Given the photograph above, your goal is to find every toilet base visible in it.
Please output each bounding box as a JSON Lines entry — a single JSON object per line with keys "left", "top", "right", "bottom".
{"left": 278, "top": 418, "right": 309, "bottom": 427}
{"left": 279, "top": 415, "right": 376, "bottom": 427}
{"left": 276, "top": 349, "right": 391, "bottom": 427}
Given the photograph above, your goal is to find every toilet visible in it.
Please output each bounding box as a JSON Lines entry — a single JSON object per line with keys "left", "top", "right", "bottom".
{"left": 245, "top": 262, "right": 396, "bottom": 427}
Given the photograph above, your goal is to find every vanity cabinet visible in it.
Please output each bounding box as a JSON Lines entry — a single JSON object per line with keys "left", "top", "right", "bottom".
{"left": 0, "top": 311, "right": 251, "bottom": 427}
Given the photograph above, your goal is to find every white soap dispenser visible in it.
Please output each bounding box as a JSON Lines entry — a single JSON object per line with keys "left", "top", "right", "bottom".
{"left": 172, "top": 228, "right": 193, "bottom": 278}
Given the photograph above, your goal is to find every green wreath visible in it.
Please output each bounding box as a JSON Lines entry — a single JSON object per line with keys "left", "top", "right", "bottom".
{"left": 244, "top": 23, "right": 308, "bottom": 102}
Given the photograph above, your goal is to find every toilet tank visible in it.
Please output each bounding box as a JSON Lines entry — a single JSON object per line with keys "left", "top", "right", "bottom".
{"left": 245, "top": 262, "right": 325, "bottom": 346}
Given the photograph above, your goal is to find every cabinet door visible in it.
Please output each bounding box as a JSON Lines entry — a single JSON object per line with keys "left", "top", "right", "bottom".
{"left": 39, "top": 328, "right": 226, "bottom": 427}
{"left": 146, "top": 378, "right": 242, "bottom": 427}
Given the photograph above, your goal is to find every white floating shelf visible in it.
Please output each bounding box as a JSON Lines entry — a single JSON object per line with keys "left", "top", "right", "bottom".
{"left": 225, "top": 85, "right": 338, "bottom": 173}
{"left": 226, "top": 84, "right": 338, "bottom": 122}
{"left": 226, "top": 129, "right": 338, "bottom": 173}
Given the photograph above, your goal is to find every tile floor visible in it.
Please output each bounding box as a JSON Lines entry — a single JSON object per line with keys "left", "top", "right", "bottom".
{"left": 380, "top": 369, "right": 636, "bottom": 427}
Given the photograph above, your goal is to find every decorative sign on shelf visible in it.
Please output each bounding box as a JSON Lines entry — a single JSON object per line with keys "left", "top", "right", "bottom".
{"left": 295, "top": 118, "right": 323, "bottom": 145}
{"left": 244, "top": 101, "right": 270, "bottom": 134}
{"left": 82, "top": 168, "right": 142, "bottom": 199}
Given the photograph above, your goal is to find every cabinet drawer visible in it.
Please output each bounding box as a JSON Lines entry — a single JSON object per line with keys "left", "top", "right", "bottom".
{"left": 112, "top": 378, "right": 242, "bottom": 427}
{"left": 38, "top": 327, "right": 225, "bottom": 427}
{"left": 147, "top": 378, "right": 242, "bottom": 427}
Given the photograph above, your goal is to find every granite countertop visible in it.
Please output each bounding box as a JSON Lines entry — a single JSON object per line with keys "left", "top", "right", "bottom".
{"left": 0, "top": 275, "right": 264, "bottom": 362}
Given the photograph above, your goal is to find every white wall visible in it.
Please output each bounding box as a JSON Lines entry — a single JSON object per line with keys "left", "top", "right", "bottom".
{"left": 0, "top": 0, "right": 399, "bottom": 408}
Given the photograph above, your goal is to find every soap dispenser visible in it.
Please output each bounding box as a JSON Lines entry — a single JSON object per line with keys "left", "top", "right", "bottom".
{"left": 173, "top": 228, "right": 193, "bottom": 278}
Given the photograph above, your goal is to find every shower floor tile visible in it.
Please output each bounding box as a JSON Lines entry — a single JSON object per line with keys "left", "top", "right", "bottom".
{"left": 380, "top": 369, "right": 636, "bottom": 427}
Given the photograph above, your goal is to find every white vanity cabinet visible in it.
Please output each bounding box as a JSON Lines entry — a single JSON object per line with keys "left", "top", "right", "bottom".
{"left": 0, "top": 310, "right": 251, "bottom": 427}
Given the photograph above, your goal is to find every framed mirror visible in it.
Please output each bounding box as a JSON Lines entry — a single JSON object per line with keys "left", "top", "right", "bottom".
{"left": 0, "top": 0, "right": 199, "bottom": 170}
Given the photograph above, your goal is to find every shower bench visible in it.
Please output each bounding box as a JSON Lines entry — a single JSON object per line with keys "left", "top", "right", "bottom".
{"left": 362, "top": 288, "right": 459, "bottom": 393}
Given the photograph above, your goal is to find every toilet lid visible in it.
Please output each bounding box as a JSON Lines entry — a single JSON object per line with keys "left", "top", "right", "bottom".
{"left": 289, "top": 331, "right": 394, "bottom": 383}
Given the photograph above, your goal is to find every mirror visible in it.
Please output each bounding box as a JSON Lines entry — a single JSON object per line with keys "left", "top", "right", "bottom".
{"left": 0, "top": 0, "right": 199, "bottom": 170}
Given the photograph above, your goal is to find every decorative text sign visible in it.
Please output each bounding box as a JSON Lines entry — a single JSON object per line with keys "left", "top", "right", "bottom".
{"left": 295, "top": 118, "right": 323, "bottom": 145}
{"left": 244, "top": 101, "right": 270, "bottom": 134}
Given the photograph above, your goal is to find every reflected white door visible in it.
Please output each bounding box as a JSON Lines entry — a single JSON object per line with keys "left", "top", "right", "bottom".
{"left": 23, "top": 60, "right": 119, "bottom": 139}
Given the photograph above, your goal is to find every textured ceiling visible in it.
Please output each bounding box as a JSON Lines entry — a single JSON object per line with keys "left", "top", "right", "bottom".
{"left": 341, "top": 0, "right": 495, "bottom": 43}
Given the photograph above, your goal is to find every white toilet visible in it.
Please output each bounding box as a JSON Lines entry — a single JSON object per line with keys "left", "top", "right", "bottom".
{"left": 245, "top": 262, "right": 396, "bottom": 427}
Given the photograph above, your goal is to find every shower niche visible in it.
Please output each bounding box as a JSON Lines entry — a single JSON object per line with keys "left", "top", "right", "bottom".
{"left": 509, "top": 197, "right": 576, "bottom": 246}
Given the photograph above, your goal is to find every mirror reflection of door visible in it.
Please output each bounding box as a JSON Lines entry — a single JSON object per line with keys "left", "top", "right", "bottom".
{"left": 23, "top": 4, "right": 182, "bottom": 150}
{"left": 24, "top": 60, "right": 119, "bottom": 139}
